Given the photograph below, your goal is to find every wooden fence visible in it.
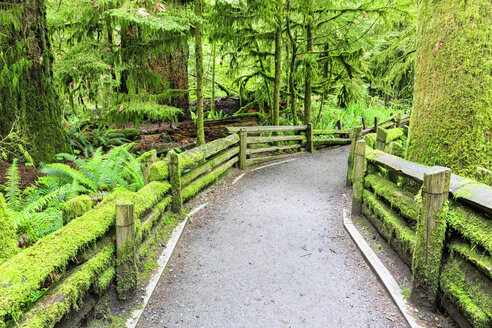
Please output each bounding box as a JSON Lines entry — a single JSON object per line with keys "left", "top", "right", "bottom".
{"left": 349, "top": 137, "right": 491, "bottom": 327}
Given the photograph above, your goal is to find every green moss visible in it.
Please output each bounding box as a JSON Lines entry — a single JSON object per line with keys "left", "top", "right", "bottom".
{"left": 17, "top": 245, "right": 114, "bottom": 328}
{"left": 61, "top": 195, "right": 92, "bottom": 224}
{"left": 181, "top": 157, "right": 236, "bottom": 201}
{"left": 385, "top": 128, "right": 404, "bottom": 143}
{"left": 364, "top": 133, "right": 376, "bottom": 148}
{"left": 364, "top": 174, "right": 420, "bottom": 224}
{"left": 0, "top": 194, "right": 18, "bottom": 266}
{"left": 179, "top": 134, "right": 239, "bottom": 170}
{"left": 389, "top": 141, "right": 405, "bottom": 158}
{"left": 447, "top": 204, "right": 492, "bottom": 254}
{"left": 107, "top": 129, "right": 141, "bottom": 141}
{"left": 363, "top": 189, "right": 416, "bottom": 255}
{"left": 94, "top": 266, "right": 116, "bottom": 295}
{"left": 137, "top": 149, "right": 157, "bottom": 163}
{"left": 148, "top": 160, "right": 169, "bottom": 182}
{"left": 441, "top": 256, "right": 492, "bottom": 327}
{"left": 407, "top": 0, "right": 491, "bottom": 177}
{"left": 448, "top": 240, "right": 491, "bottom": 279}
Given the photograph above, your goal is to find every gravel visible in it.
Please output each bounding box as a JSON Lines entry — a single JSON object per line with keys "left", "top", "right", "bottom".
{"left": 136, "top": 146, "right": 407, "bottom": 328}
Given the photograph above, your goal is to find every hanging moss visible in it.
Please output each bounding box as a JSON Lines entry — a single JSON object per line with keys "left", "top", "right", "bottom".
{"left": 0, "top": 195, "right": 18, "bottom": 266}
{"left": 441, "top": 256, "right": 492, "bottom": 327}
{"left": 61, "top": 195, "right": 92, "bottom": 224}
{"left": 407, "top": 0, "right": 492, "bottom": 177}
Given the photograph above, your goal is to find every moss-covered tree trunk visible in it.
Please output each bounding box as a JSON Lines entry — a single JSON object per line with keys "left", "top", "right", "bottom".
{"left": 406, "top": 0, "right": 491, "bottom": 176}
{"left": 303, "top": 1, "right": 313, "bottom": 125}
{"left": 272, "top": 0, "right": 283, "bottom": 126}
{"left": 286, "top": 0, "right": 298, "bottom": 125}
{"left": 195, "top": 0, "right": 205, "bottom": 145}
{"left": 0, "top": 0, "right": 71, "bottom": 163}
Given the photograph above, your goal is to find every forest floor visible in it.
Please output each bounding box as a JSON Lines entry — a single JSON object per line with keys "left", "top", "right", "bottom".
{"left": 131, "top": 146, "right": 454, "bottom": 328}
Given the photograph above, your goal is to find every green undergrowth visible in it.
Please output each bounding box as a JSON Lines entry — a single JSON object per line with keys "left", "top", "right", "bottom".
{"left": 363, "top": 189, "right": 416, "bottom": 255}
{"left": 441, "top": 256, "right": 492, "bottom": 328}
{"left": 0, "top": 181, "right": 170, "bottom": 323}
{"left": 446, "top": 203, "right": 492, "bottom": 254}
{"left": 364, "top": 174, "right": 419, "bottom": 224}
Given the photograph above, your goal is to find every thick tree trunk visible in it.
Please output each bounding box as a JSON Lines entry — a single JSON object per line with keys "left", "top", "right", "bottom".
{"left": 407, "top": 0, "right": 491, "bottom": 176}
{"left": 286, "top": 0, "right": 298, "bottom": 125}
{"left": 303, "top": 1, "right": 314, "bottom": 125}
{"left": 0, "top": 0, "right": 70, "bottom": 163}
{"left": 195, "top": 0, "right": 205, "bottom": 145}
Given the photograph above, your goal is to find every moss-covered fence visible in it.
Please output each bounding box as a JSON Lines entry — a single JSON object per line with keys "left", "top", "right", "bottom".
{"left": 349, "top": 136, "right": 492, "bottom": 327}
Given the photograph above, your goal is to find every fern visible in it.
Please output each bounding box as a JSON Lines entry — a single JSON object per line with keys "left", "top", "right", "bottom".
{"left": 41, "top": 163, "right": 98, "bottom": 193}
{"left": 5, "top": 159, "right": 21, "bottom": 211}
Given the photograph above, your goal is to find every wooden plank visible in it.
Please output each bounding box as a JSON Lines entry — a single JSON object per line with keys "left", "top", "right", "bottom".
{"left": 367, "top": 148, "right": 492, "bottom": 215}
{"left": 313, "top": 138, "right": 351, "bottom": 147}
{"left": 247, "top": 135, "right": 307, "bottom": 144}
{"left": 226, "top": 125, "right": 307, "bottom": 133}
{"left": 246, "top": 143, "right": 301, "bottom": 155}
{"left": 179, "top": 134, "right": 239, "bottom": 170}
{"left": 182, "top": 147, "right": 239, "bottom": 186}
{"left": 246, "top": 151, "right": 306, "bottom": 166}
{"left": 239, "top": 130, "right": 247, "bottom": 170}
{"left": 313, "top": 129, "right": 349, "bottom": 135}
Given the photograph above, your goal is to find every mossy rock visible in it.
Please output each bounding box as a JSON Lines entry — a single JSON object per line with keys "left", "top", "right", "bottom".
{"left": 0, "top": 194, "right": 18, "bottom": 265}
{"left": 62, "top": 195, "right": 93, "bottom": 224}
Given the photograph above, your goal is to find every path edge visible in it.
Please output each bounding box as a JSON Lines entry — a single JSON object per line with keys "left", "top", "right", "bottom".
{"left": 342, "top": 209, "right": 421, "bottom": 328}
{"left": 125, "top": 203, "right": 208, "bottom": 328}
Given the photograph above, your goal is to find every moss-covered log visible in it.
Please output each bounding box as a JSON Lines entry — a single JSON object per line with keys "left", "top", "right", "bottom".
{"left": 407, "top": 0, "right": 491, "bottom": 176}
{"left": 179, "top": 134, "right": 239, "bottom": 169}
{"left": 364, "top": 174, "right": 419, "bottom": 224}
{"left": 61, "top": 195, "right": 93, "bottom": 224}
{"left": 182, "top": 147, "right": 239, "bottom": 186}
{"left": 247, "top": 135, "right": 307, "bottom": 144}
{"left": 246, "top": 144, "right": 301, "bottom": 155}
{"left": 148, "top": 160, "right": 169, "bottom": 182}
{"left": 313, "top": 138, "right": 351, "bottom": 147}
{"left": 440, "top": 256, "right": 492, "bottom": 328}
{"left": 448, "top": 240, "right": 491, "bottom": 279}
{"left": 0, "top": 195, "right": 18, "bottom": 266}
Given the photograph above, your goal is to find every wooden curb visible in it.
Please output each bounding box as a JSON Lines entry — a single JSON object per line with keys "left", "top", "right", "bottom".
{"left": 126, "top": 203, "right": 209, "bottom": 328}
{"left": 342, "top": 209, "right": 421, "bottom": 328}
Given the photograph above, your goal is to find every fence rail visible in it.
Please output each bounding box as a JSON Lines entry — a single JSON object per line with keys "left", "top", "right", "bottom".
{"left": 349, "top": 137, "right": 492, "bottom": 328}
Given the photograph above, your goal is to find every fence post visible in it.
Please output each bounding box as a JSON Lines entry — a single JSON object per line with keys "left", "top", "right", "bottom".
{"left": 169, "top": 150, "right": 183, "bottom": 213}
{"left": 411, "top": 166, "right": 450, "bottom": 306}
{"left": 362, "top": 117, "right": 367, "bottom": 130}
{"left": 306, "top": 123, "right": 314, "bottom": 153}
{"left": 346, "top": 126, "right": 362, "bottom": 186}
{"left": 116, "top": 199, "right": 137, "bottom": 299}
{"left": 239, "top": 129, "right": 248, "bottom": 170}
{"left": 351, "top": 140, "right": 366, "bottom": 217}
{"left": 141, "top": 153, "right": 157, "bottom": 185}
{"left": 375, "top": 127, "right": 388, "bottom": 151}
{"left": 396, "top": 113, "right": 402, "bottom": 127}
{"left": 374, "top": 116, "right": 379, "bottom": 132}
{"left": 336, "top": 120, "right": 343, "bottom": 130}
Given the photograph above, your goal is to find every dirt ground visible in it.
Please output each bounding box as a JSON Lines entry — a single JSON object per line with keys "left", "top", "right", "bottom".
{"left": 135, "top": 146, "right": 410, "bottom": 328}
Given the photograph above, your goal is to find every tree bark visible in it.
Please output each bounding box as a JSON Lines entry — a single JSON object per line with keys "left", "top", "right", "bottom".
{"left": 195, "top": 0, "right": 205, "bottom": 145}
{"left": 407, "top": 0, "right": 491, "bottom": 176}
{"left": 0, "top": 0, "right": 71, "bottom": 163}
{"left": 273, "top": 0, "right": 283, "bottom": 126}
{"left": 303, "top": 1, "right": 314, "bottom": 125}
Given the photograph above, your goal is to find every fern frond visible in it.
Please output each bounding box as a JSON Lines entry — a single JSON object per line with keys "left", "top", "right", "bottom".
{"left": 5, "top": 159, "right": 21, "bottom": 210}
{"left": 41, "top": 163, "right": 98, "bottom": 192}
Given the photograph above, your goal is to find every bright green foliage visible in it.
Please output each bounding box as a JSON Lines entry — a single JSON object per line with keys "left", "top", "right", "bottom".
{"left": 441, "top": 256, "right": 492, "bottom": 327}
{"left": 61, "top": 195, "right": 93, "bottom": 224}
{"left": 364, "top": 174, "right": 419, "bottom": 223}
{"left": 407, "top": 0, "right": 492, "bottom": 177}
{"left": 0, "top": 195, "right": 18, "bottom": 266}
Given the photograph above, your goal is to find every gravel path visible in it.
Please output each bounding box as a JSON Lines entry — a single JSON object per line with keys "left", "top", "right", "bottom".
{"left": 136, "top": 146, "right": 406, "bottom": 328}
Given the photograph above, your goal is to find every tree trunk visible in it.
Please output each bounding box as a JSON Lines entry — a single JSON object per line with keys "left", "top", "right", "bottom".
{"left": 195, "top": 0, "right": 205, "bottom": 145}
{"left": 286, "top": 0, "right": 298, "bottom": 125}
{"left": 303, "top": 1, "right": 314, "bottom": 125}
{"left": 211, "top": 41, "right": 216, "bottom": 114}
{"left": 273, "top": 0, "right": 283, "bottom": 126}
{"left": 0, "top": 0, "right": 71, "bottom": 163}
{"left": 407, "top": 0, "right": 491, "bottom": 176}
